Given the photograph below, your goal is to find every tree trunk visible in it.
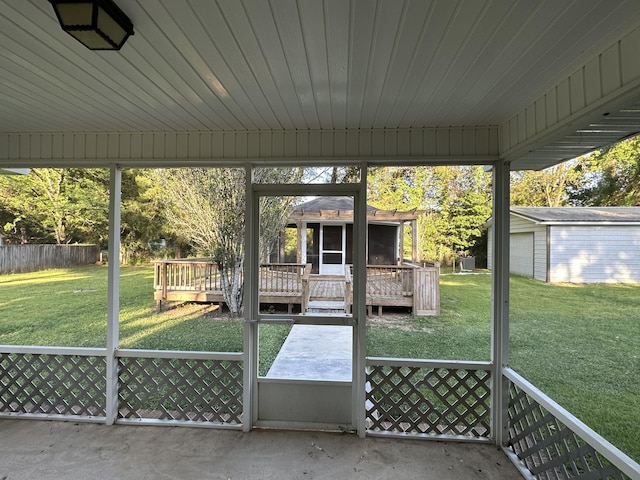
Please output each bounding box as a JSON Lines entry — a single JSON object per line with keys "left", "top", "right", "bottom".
{"left": 220, "top": 256, "right": 244, "bottom": 317}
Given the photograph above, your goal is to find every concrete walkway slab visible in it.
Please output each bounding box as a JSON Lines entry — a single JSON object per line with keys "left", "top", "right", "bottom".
{"left": 266, "top": 325, "right": 352, "bottom": 381}
{"left": 0, "top": 419, "right": 524, "bottom": 480}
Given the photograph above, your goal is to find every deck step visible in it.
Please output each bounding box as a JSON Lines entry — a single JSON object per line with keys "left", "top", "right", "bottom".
{"left": 306, "top": 300, "right": 346, "bottom": 314}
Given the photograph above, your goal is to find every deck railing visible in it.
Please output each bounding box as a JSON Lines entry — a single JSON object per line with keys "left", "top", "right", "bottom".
{"left": 344, "top": 264, "right": 352, "bottom": 313}
{"left": 154, "top": 259, "right": 439, "bottom": 316}
{"left": 154, "top": 260, "right": 312, "bottom": 313}
{"left": 154, "top": 261, "right": 310, "bottom": 293}
{"left": 154, "top": 258, "right": 222, "bottom": 293}
{"left": 353, "top": 262, "right": 440, "bottom": 316}
{"left": 257, "top": 263, "right": 307, "bottom": 294}
{"left": 366, "top": 265, "right": 414, "bottom": 297}
{"left": 302, "top": 264, "right": 311, "bottom": 312}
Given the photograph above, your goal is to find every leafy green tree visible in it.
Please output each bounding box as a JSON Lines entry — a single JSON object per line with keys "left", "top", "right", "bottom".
{"left": 511, "top": 162, "right": 583, "bottom": 207}
{"left": 421, "top": 166, "right": 492, "bottom": 263}
{"left": 0, "top": 168, "right": 109, "bottom": 244}
{"left": 368, "top": 166, "right": 426, "bottom": 210}
{"left": 571, "top": 136, "right": 640, "bottom": 206}
{"left": 118, "top": 169, "right": 176, "bottom": 263}
{"left": 367, "top": 166, "right": 492, "bottom": 265}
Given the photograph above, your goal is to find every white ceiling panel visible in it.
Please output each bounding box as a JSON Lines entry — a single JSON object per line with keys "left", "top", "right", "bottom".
{"left": 2, "top": 0, "right": 640, "bottom": 169}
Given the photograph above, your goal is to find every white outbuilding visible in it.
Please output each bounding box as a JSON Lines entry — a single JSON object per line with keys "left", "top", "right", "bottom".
{"left": 488, "top": 207, "right": 640, "bottom": 283}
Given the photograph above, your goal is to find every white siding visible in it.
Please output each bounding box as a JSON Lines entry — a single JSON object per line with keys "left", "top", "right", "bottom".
{"left": 504, "top": 25, "right": 640, "bottom": 170}
{"left": 488, "top": 215, "right": 547, "bottom": 281}
{"left": 0, "top": 127, "right": 499, "bottom": 167}
{"left": 549, "top": 226, "right": 640, "bottom": 283}
{"left": 510, "top": 233, "right": 534, "bottom": 277}
{"left": 510, "top": 216, "right": 547, "bottom": 282}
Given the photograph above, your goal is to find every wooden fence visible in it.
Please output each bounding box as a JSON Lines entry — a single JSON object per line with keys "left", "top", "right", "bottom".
{"left": 0, "top": 244, "right": 100, "bottom": 274}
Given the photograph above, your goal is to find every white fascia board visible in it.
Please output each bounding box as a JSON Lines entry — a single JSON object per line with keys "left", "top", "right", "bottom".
{"left": 0, "top": 168, "right": 29, "bottom": 175}
{"left": 509, "top": 211, "right": 541, "bottom": 224}
{"left": 538, "top": 221, "right": 640, "bottom": 226}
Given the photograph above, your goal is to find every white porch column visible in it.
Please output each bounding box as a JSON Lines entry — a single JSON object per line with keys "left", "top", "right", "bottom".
{"left": 491, "top": 159, "right": 510, "bottom": 446}
{"left": 354, "top": 163, "right": 368, "bottom": 437}
{"left": 243, "top": 164, "right": 258, "bottom": 432}
{"left": 105, "top": 165, "right": 121, "bottom": 424}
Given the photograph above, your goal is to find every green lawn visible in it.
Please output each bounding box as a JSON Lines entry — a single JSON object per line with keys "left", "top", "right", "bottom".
{"left": 370, "top": 273, "right": 639, "bottom": 462}
{"left": 0, "top": 266, "right": 638, "bottom": 462}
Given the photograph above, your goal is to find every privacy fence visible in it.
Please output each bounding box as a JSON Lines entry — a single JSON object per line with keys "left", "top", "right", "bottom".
{"left": 0, "top": 244, "right": 99, "bottom": 274}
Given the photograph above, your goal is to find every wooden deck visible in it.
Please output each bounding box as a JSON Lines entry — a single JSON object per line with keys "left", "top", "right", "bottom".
{"left": 154, "top": 260, "right": 439, "bottom": 315}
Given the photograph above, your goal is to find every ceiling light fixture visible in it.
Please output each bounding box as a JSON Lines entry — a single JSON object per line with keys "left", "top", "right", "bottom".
{"left": 49, "top": 0, "right": 134, "bottom": 50}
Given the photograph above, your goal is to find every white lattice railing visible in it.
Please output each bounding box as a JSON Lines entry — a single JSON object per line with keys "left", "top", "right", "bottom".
{"left": 366, "top": 358, "right": 492, "bottom": 440}
{"left": 504, "top": 368, "right": 640, "bottom": 480}
{"left": 117, "top": 349, "right": 243, "bottom": 427}
{"left": 0, "top": 346, "right": 107, "bottom": 421}
{"left": 0, "top": 346, "right": 243, "bottom": 428}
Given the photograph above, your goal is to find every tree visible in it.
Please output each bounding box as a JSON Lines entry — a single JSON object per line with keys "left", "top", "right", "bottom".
{"left": 510, "top": 162, "right": 583, "bottom": 207}
{"left": 0, "top": 168, "right": 109, "bottom": 244}
{"left": 154, "top": 167, "right": 302, "bottom": 316}
{"left": 118, "top": 169, "right": 173, "bottom": 263}
{"left": 570, "top": 136, "right": 640, "bottom": 206}
{"left": 367, "top": 166, "right": 492, "bottom": 265}
{"left": 421, "top": 166, "right": 492, "bottom": 263}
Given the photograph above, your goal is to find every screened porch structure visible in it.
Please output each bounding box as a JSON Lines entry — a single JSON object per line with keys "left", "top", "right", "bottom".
{"left": 284, "top": 196, "right": 421, "bottom": 272}
{"left": 2, "top": 2, "right": 640, "bottom": 479}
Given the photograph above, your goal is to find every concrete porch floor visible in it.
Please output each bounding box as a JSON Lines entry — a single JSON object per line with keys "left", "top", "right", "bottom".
{"left": 0, "top": 419, "right": 524, "bottom": 480}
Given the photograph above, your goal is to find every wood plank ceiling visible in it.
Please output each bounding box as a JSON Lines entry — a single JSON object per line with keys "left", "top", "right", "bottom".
{"left": 3, "top": 0, "right": 640, "bottom": 170}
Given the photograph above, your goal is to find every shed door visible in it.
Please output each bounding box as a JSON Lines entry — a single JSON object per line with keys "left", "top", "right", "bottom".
{"left": 511, "top": 232, "right": 534, "bottom": 277}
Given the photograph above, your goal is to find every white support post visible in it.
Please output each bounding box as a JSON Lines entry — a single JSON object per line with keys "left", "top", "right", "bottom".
{"left": 491, "top": 159, "right": 510, "bottom": 446}
{"left": 105, "top": 165, "right": 121, "bottom": 425}
{"left": 243, "top": 164, "right": 257, "bottom": 432}
{"left": 354, "top": 163, "right": 368, "bottom": 437}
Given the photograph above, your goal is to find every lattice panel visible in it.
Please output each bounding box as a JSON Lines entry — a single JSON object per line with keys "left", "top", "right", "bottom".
{"left": 366, "top": 365, "right": 491, "bottom": 437}
{"left": 0, "top": 352, "right": 106, "bottom": 417}
{"left": 508, "top": 382, "right": 630, "bottom": 480}
{"left": 118, "top": 357, "right": 243, "bottom": 425}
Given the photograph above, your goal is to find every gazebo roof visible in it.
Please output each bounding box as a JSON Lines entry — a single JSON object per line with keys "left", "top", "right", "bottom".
{"left": 290, "top": 196, "right": 421, "bottom": 222}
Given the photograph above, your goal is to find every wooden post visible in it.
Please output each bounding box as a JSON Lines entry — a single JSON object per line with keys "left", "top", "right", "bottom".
{"left": 160, "top": 261, "right": 168, "bottom": 312}
{"left": 296, "top": 220, "right": 303, "bottom": 264}
{"left": 398, "top": 223, "right": 404, "bottom": 265}
{"left": 412, "top": 219, "right": 418, "bottom": 262}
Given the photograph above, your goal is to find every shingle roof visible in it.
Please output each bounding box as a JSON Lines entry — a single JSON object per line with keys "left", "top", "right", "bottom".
{"left": 512, "top": 207, "right": 640, "bottom": 223}
{"left": 294, "top": 196, "right": 376, "bottom": 212}
{"left": 291, "top": 196, "right": 421, "bottom": 221}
